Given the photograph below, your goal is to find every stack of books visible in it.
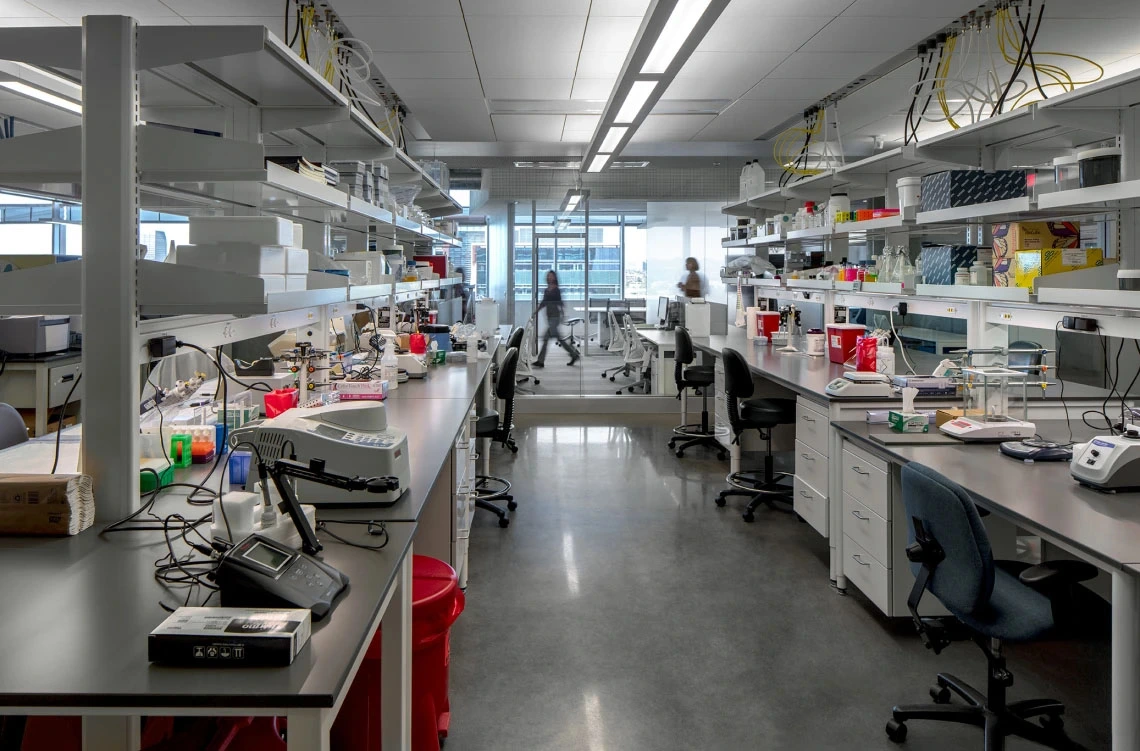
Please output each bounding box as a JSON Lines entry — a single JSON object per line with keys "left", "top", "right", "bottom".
{"left": 330, "top": 160, "right": 372, "bottom": 202}
{"left": 267, "top": 156, "right": 339, "bottom": 187}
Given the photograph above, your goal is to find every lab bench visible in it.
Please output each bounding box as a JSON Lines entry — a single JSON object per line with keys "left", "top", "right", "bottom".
{"left": 0, "top": 350, "right": 82, "bottom": 437}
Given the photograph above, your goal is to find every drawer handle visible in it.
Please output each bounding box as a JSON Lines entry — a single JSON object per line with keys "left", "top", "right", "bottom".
{"left": 852, "top": 554, "right": 871, "bottom": 567}
{"left": 801, "top": 414, "right": 816, "bottom": 423}
{"left": 850, "top": 510, "right": 869, "bottom": 521}
{"left": 800, "top": 453, "right": 815, "bottom": 461}
{"left": 799, "top": 490, "right": 813, "bottom": 499}
{"left": 851, "top": 466, "right": 869, "bottom": 475}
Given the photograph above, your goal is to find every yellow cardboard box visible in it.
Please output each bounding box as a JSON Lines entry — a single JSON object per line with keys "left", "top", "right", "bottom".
{"left": 991, "top": 221, "right": 1081, "bottom": 287}
{"left": 1012, "top": 247, "right": 1112, "bottom": 290}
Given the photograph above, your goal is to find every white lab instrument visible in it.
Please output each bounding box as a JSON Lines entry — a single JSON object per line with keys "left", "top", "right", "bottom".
{"left": 397, "top": 353, "right": 427, "bottom": 378}
{"left": 232, "top": 401, "right": 410, "bottom": 507}
{"left": 684, "top": 300, "right": 711, "bottom": 338}
{"left": 939, "top": 367, "right": 1036, "bottom": 442}
{"left": 475, "top": 298, "right": 499, "bottom": 336}
{"left": 0, "top": 315, "right": 70, "bottom": 355}
{"left": 1071, "top": 428, "right": 1140, "bottom": 491}
{"left": 825, "top": 372, "right": 896, "bottom": 398}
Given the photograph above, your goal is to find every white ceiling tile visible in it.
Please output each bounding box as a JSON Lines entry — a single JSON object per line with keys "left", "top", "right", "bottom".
{"left": 570, "top": 78, "right": 615, "bottom": 99}
{"left": 689, "top": 99, "right": 793, "bottom": 141}
{"left": 720, "top": 0, "right": 850, "bottom": 18}
{"left": 766, "top": 51, "right": 893, "bottom": 78}
{"left": 403, "top": 98, "right": 494, "bottom": 140}
{"left": 662, "top": 75, "right": 759, "bottom": 100}
{"left": 0, "top": 16, "right": 65, "bottom": 25}
{"left": 462, "top": 0, "right": 590, "bottom": 14}
{"left": 629, "top": 113, "right": 716, "bottom": 141}
{"left": 841, "top": 0, "right": 979, "bottom": 17}
{"left": 479, "top": 50, "right": 580, "bottom": 79}
{"left": 1050, "top": 0, "right": 1140, "bottom": 16}
{"left": 341, "top": 16, "right": 472, "bottom": 52}
{"left": 561, "top": 130, "right": 593, "bottom": 143}
{"left": 482, "top": 78, "right": 573, "bottom": 99}
{"left": 466, "top": 15, "right": 586, "bottom": 53}
{"left": 375, "top": 51, "right": 477, "bottom": 79}
{"left": 581, "top": 15, "right": 641, "bottom": 51}
{"left": 388, "top": 78, "right": 485, "bottom": 100}
{"left": 1031, "top": 20, "right": 1140, "bottom": 53}
{"left": 676, "top": 51, "right": 786, "bottom": 82}
{"left": 25, "top": 0, "right": 177, "bottom": 15}
{"left": 698, "top": 15, "right": 828, "bottom": 53}
{"left": 321, "top": 0, "right": 461, "bottom": 15}
{"left": 741, "top": 77, "right": 850, "bottom": 101}
{"left": 801, "top": 17, "right": 947, "bottom": 52}
{"left": 0, "top": 0, "right": 55, "bottom": 16}
{"left": 183, "top": 17, "right": 282, "bottom": 34}
{"left": 58, "top": 15, "right": 186, "bottom": 24}
{"left": 589, "top": 0, "right": 651, "bottom": 15}
{"left": 490, "top": 113, "right": 566, "bottom": 140}
{"left": 164, "top": 0, "right": 281, "bottom": 15}
{"left": 564, "top": 114, "right": 600, "bottom": 131}
{"left": 573, "top": 52, "right": 628, "bottom": 78}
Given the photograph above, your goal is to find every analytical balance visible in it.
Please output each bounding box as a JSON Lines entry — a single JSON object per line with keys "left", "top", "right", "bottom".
{"left": 825, "top": 371, "right": 895, "bottom": 398}
{"left": 1071, "top": 427, "right": 1140, "bottom": 492}
{"left": 939, "top": 366, "right": 1036, "bottom": 442}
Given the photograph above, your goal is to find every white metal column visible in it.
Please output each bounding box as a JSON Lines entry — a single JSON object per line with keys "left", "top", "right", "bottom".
{"left": 82, "top": 15, "right": 141, "bottom": 522}
{"left": 381, "top": 543, "right": 413, "bottom": 750}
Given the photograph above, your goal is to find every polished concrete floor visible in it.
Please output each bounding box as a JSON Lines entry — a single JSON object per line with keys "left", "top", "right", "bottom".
{"left": 449, "top": 414, "right": 1111, "bottom": 751}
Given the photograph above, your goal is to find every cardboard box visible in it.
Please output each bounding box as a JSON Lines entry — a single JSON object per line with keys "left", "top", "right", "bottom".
{"left": 1012, "top": 247, "right": 1113, "bottom": 290}
{"left": 991, "top": 221, "right": 1081, "bottom": 287}
{"left": 920, "top": 245, "right": 977, "bottom": 286}
{"left": 935, "top": 408, "right": 984, "bottom": 427}
{"left": 920, "top": 170, "right": 1027, "bottom": 212}
{"left": 0, "top": 474, "right": 94, "bottom": 536}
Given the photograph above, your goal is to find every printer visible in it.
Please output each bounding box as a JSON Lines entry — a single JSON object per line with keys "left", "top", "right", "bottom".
{"left": 0, "top": 315, "right": 71, "bottom": 355}
{"left": 232, "top": 401, "right": 410, "bottom": 507}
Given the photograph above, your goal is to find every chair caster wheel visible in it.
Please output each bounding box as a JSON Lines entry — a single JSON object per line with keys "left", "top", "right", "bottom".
{"left": 510, "top": 445, "right": 519, "bottom": 454}
{"left": 609, "top": 376, "right": 616, "bottom": 382}
{"left": 717, "top": 452, "right": 728, "bottom": 461}
{"left": 885, "top": 719, "right": 907, "bottom": 743}
{"left": 742, "top": 512, "right": 755, "bottom": 523}
{"left": 668, "top": 440, "right": 677, "bottom": 449}
{"left": 1039, "top": 714, "right": 1064, "bottom": 732}
{"left": 507, "top": 500, "right": 518, "bottom": 511}
{"left": 600, "top": 374, "right": 606, "bottom": 379}
{"left": 675, "top": 450, "right": 684, "bottom": 458}
{"left": 498, "top": 517, "right": 510, "bottom": 528}
{"left": 930, "top": 685, "right": 951, "bottom": 704}
{"left": 534, "top": 379, "right": 540, "bottom": 385}
{"left": 714, "top": 496, "right": 726, "bottom": 507}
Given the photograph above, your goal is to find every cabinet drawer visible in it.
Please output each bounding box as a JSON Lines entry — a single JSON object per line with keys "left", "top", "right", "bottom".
{"left": 795, "top": 401, "right": 829, "bottom": 456}
{"left": 48, "top": 363, "right": 83, "bottom": 407}
{"left": 843, "top": 494, "right": 889, "bottom": 568}
{"left": 844, "top": 535, "right": 890, "bottom": 615}
{"left": 795, "top": 440, "right": 828, "bottom": 497}
{"left": 842, "top": 448, "right": 889, "bottom": 519}
{"left": 793, "top": 477, "right": 828, "bottom": 537}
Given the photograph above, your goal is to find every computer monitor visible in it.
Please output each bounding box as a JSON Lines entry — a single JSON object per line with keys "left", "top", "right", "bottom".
{"left": 657, "top": 296, "right": 669, "bottom": 326}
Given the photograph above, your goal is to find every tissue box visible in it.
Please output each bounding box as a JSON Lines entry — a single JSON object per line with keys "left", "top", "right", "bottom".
{"left": 920, "top": 245, "right": 977, "bottom": 285}
{"left": 189, "top": 216, "right": 294, "bottom": 246}
{"left": 888, "top": 411, "right": 929, "bottom": 433}
{"left": 1012, "top": 247, "right": 1112, "bottom": 289}
{"left": 920, "top": 170, "right": 1027, "bottom": 212}
{"left": 992, "top": 221, "right": 1081, "bottom": 287}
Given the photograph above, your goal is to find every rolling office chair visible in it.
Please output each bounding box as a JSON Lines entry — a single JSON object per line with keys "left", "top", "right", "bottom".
{"left": 473, "top": 347, "right": 520, "bottom": 529}
{"left": 610, "top": 315, "right": 651, "bottom": 393}
{"left": 886, "top": 462, "right": 1096, "bottom": 749}
{"left": 667, "top": 327, "right": 728, "bottom": 460}
{"left": 714, "top": 348, "right": 796, "bottom": 522}
{"left": 1008, "top": 340, "right": 1045, "bottom": 378}
{"left": 515, "top": 317, "right": 540, "bottom": 390}
{"left": 565, "top": 317, "right": 584, "bottom": 349}
{"left": 0, "top": 403, "right": 29, "bottom": 450}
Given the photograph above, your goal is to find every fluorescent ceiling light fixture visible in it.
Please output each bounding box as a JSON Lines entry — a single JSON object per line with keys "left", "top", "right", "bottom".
{"left": 599, "top": 126, "right": 628, "bottom": 153}
{"left": 614, "top": 81, "right": 656, "bottom": 125}
{"left": 0, "top": 80, "right": 81, "bottom": 114}
{"left": 641, "top": 0, "right": 714, "bottom": 75}
{"left": 565, "top": 195, "right": 581, "bottom": 211}
{"left": 587, "top": 154, "right": 611, "bottom": 173}
{"left": 11, "top": 62, "right": 80, "bottom": 96}
{"left": 611, "top": 161, "right": 651, "bottom": 169}
{"left": 514, "top": 161, "right": 582, "bottom": 170}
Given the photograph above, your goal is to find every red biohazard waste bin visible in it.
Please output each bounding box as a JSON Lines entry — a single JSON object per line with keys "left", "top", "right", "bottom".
{"left": 331, "top": 555, "right": 465, "bottom": 751}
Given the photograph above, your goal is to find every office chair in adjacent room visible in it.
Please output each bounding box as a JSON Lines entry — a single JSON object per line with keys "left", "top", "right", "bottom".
{"left": 0, "top": 403, "right": 29, "bottom": 451}
{"left": 515, "top": 317, "right": 540, "bottom": 390}
{"left": 667, "top": 327, "right": 727, "bottom": 460}
{"left": 612, "top": 315, "right": 651, "bottom": 394}
{"left": 600, "top": 310, "right": 629, "bottom": 381}
{"left": 886, "top": 462, "right": 1096, "bottom": 749}
{"left": 565, "top": 317, "right": 584, "bottom": 349}
{"left": 1007, "top": 340, "right": 1045, "bottom": 378}
{"left": 714, "top": 348, "right": 795, "bottom": 522}
{"left": 473, "top": 347, "right": 520, "bottom": 529}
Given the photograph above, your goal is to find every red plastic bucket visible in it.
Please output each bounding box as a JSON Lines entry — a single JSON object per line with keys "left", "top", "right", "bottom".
{"left": 331, "top": 555, "right": 465, "bottom": 751}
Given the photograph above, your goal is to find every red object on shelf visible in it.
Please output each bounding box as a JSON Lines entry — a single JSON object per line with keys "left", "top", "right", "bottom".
{"left": 409, "top": 333, "right": 427, "bottom": 355}
{"left": 331, "top": 556, "right": 466, "bottom": 751}
{"left": 871, "top": 208, "right": 901, "bottom": 219}
{"left": 856, "top": 335, "right": 880, "bottom": 372}
{"left": 756, "top": 311, "right": 780, "bottom": 339}
{"left": 826, "top": 323, "right": 865, "bottom": 365}
{"left": 414, "top": 255, "right": 447, "bottom": 278}
{"left": 263, "top": 388, "right": 298, "bottom": 418}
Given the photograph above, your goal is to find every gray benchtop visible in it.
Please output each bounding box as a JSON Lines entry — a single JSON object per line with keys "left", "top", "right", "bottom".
{"left": 834, "top": 420, "right": 1140, "bottom": 570}
{"left": 0, "top": 516, "right": 415, "bottom": 710}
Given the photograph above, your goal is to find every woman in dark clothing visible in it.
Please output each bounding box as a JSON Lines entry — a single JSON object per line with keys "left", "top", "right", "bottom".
{"left": 534, "top": 270, "right": 580, "bottom": 367}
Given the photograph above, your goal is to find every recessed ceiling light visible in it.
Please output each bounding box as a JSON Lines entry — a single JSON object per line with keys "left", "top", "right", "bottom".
{"left": 587, "top": 154, "right": 612, "bottom": 173}
{"left": 610, "top": 161, "right": 650, "bottom": 169}
{"left": 614, "top": 81, "right": 657, "bottom": 125}
{"left": 514, "top": 161, "right": 582, "bottom": 169}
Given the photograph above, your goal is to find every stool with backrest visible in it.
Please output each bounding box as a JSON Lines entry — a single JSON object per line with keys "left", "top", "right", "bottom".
{"left": 885, "top": 462, "right": 1096, "bottom": 748}
{"left": 0, "top": 403, "right": 29, "bottom": 451}
{"left": 667, "top": 327, "right": 727, "bottom": 459}
{"left": 473, "top": 347, "right": 519, "bottom": 528}
{"left": 714, "top": 348, "right": 796, "bottom": 522}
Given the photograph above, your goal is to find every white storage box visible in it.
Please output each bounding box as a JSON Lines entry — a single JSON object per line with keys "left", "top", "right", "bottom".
{"left": 176, "top": 244, "right": 306, "bottom": 277}
{"left": 284, "top": 247, "right": 308, "bottom": 274}
{"left": 189, "top": 216, "right": 294, "bottom": 246}
{"left": 292, "top": 222, "right": 304, "bottom": 249}
{"left": 260, "top": 274, "right": 308, "bottom": 294}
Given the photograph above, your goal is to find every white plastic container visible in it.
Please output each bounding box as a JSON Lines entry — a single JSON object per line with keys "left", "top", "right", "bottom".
{"left": 381, "top": 346, "right": 399, "bottom": 390}
{"left": 970, "top": 261, "right": 993, "bottom": 287}
{"left": 189, "top": 216, "right": 294, "bottom": 246}
{"left": 826, "top": 192, "right": 850, "bottom": 226}
{"left": 806, "top": 330, "right": 826, "bottom": 356}
{"left": 176, "top": 244, "right": 291, "bottom": 275}
{"left": 897, "top": 176, "right": 922, "bottom": 209}
{"left": 954, "top": 268, "right": 971, "bottom": 285}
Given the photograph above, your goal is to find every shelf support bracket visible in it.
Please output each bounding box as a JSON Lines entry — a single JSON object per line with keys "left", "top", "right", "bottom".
{"left": 261, "top": 106, "right": 348, "bottom": 133}
{"left": 0, "top": 27, "right": 81, "bottom": 70}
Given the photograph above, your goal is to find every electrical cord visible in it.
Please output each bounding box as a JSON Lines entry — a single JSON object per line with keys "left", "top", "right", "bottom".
{"left": 50, "top": 372, "right": 82, "bottom": 473}
{"left": 888, "top": 309, "right": 917, "bottom": 376}
{"left": 317, "top": 519, "right": 389, "bottom": 551}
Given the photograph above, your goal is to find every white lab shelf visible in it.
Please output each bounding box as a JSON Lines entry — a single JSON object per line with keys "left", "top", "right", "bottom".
{"left": 917, "top": 196, "right": 1035, "bottom": 225}
{"left": 439, "top": 277, "right": 461, "bottom": 287}
{"left": 1036, "top": 180, "right": 1140, "bottom": 211}
{"left": 835, "top": 210, "right": 916, "bottom": 235}
{"left": 787, "top": 279, "right": 834, "bottom": 290}
{"left": 859, "top": 282, "right": 912, "bottom": 295}
{"left": 395, "top": 281, "right": 423, "bottom": 293}
{"left": 348, "top": 284, "right": 395, "bottom": 303}
{"left": 916, "top": 284, "right": 1034, "bottom": 303}
{"left": 747, "top": 278, "right": 785, "bottom": 288}
{"left": 786, "top": 225, "right": 833, "bottom": 241}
